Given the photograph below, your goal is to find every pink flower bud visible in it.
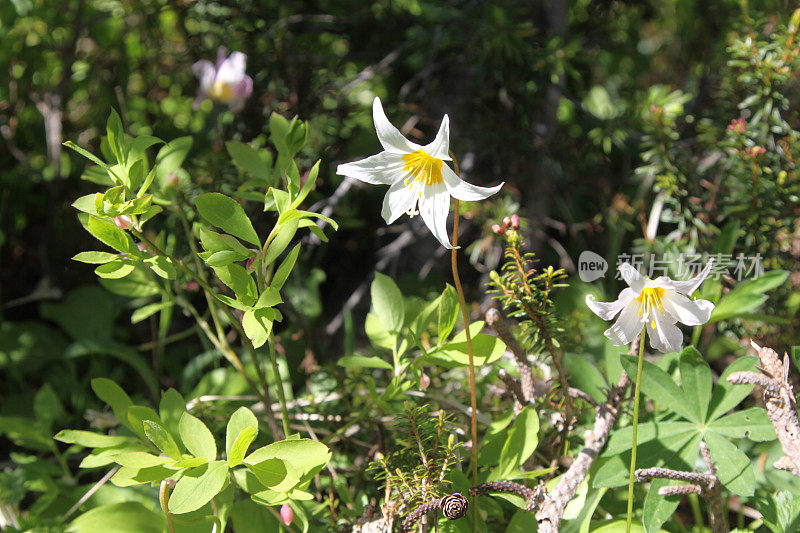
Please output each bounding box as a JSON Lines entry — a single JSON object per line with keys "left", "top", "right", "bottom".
{"left": 491, "top": 224, "right": 505, "bottom": 235}
{"left": 167, "top": 173, "right": 179, "bottom": 186}
{"left": 185, "top": 281, "right": 200, "bottom": 292}
{"left": 502, "top": 216, "right": 512, "bottom": 228}
{"left": 114, "top": 215, "right": 132, "bottom": 230}
{"left": 280, "top": 503, "right": 293, "bottom": 525}
{"left": 510, "top": 214, "right": 520, "bottom": 230}
{"left": 419, "top": 373, "right": 430, "bottom": 391}
{"left": 246, "top": 257, "right": 255, "bottom": 271}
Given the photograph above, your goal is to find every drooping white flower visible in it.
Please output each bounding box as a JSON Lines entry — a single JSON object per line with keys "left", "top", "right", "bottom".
{"left": 585, "top": 261, "right": 715, "bottom": 353}
{"left": 336, "top": 97, "right": 504, "bottom": 249}
{"left": 192, "top": 48, "right": 253, "bottom": 112}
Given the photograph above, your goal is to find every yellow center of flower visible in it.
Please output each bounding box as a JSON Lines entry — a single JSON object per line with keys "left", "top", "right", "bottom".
{"left": 208, "top": 80, "right": 234, "bottom": 103}
{"left": 636, "top": 287, "right": 665, "bottom": 329}
{"left": 402, "top": 150, "right": 444, "bottom": 187}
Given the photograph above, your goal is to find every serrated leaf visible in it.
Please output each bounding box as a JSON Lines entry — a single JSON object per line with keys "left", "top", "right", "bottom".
{"left": 621, "top": 355, "right": 699, "bottom": 422}
{"left": 678, "top": 346, "right": 712, "bottom": 422}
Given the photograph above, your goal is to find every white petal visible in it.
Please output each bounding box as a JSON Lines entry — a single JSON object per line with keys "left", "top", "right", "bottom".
{"left": 646, "top": 313, "right": 683, "bottom": 354}
{"left": 216, "top": 52, "right": 246, "bottom": 84}
{"left": 421, "top": 115, "right": 452, "bottom": 161}
{"left": 604, "top": 300, "right": 643, "bottom": 346}
{"left": 661, "top": 292, "right": 715, "bottom": 326}
{"left": 586, "top": 288, "right": 636, "bottom": 321}
{"left": 418, "top": 183, "right": 456, "bottom": 249}
{"left": 381, "top": 179, "right": 417, "bottom": 224}
{"left": 618, "top": 263, "right": 646, "bottom": 293}
{"left": 372, "top": 97, "right": 421, "bottom": 154}
{"left": 337, "top": 152, "right": 405, "bottom": 185}
{"left": 653, "top": 260, "right": 714, "bottom": 296}
{"left": 441, "top": 165, "right": 504, "bottom": 202}
{"left": 192, "top": 60, "right": 216, "bottom": 92}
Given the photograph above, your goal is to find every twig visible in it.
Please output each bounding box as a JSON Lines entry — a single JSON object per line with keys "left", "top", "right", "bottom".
{"left": 486, "top": 308, "right": 535, "bottom": 402}
{"left": 634, "top": 441, "right": 727, "bottom": 533}
{"left": 63, "top": 466, "right": 120, "bottom": 521}
{"left": 535, "top": 372, "right": 630, "bottom": 532}
{"left": 728, "top": 341, "right": 800, "bottom": 477}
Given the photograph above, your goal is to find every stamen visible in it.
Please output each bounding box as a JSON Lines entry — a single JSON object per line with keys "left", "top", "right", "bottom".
{"left": 402, "top": 150, "right": 444, "bottom": 187}
{"left": 635, "top": 287, "right": 666, "bottom": 321}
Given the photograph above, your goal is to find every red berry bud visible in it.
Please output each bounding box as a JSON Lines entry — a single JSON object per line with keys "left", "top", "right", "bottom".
{"left": 491, "top": 224, "right": 505, "bottom": 235}
{"left": 114, "top": 215, "right": 132, "bottom": 230}
{"left": 185, "top": 281, "right": 200, "bottom": 292}
{"left": 502, "top": 216, "right": 512, "bottom": 228}
{"left": 510, "top": 214, "right": 520, "bottom": 230}
{"left": 280, "top": 503, "right": 293, "bottom": 525}
{"left": 419, "top": 373, "right": 430, "bottom": 391}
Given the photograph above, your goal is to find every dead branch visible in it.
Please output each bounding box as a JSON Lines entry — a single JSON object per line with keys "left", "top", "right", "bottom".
{"left": 634, "top": 441, "right": 727, "bottom": 533}
{"left": 486, "top": 308, "right": 536, "bottom": 402}
{"left": 534, "top": 372, "right": 630, "bottom": 532}
{"left": 728, "top": 341, "right": 800, "bottom": 477}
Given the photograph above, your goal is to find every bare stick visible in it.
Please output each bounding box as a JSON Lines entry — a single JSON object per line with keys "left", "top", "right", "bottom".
{"left": 535, "top": 372, "right": 630, "bottom": 532}
{"left": 486, "top": 308, "right": 536, "bottom": 402}
{"left": 728, "top": 341, "right": 800, "bottom": 477}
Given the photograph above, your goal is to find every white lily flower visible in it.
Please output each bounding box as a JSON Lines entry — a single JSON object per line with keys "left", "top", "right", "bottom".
{"left": 585, "top": 261, "right": 715, "bottom": 353}
{"left": 336, "top": 97, "right": 504, "bottom": 249}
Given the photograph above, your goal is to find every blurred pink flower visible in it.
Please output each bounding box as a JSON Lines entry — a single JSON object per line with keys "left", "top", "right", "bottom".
{"left": 192, "top": 48, "right": 253, "bottom": 112}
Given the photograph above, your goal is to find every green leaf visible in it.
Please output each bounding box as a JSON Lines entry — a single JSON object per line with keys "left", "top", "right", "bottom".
{"left": 54, "top": 430, "right": 130, "bottom": 448}
{"left": 106, "top": 109, "right": 125, "bottom": 163}
{"left": 291, "top": 160, "right": 320, "bottom": 208}
{"left": 242, "top": 307, "right": 275, "bottom": 348}
{"left": 143, "top": 420, "right": 181, "bottom": 459}
{"left": 67, "top": 502, "right": 165, "bottom": 533}
{"left": 602, "top": 421, "right": 697, "bottom": 456}
{"left": 228, "top": 427, "right": 256, "bottom": 467}
{"left": 126, "top": 405, "right": 161, "bottom": 440}
{"left": 371, "top": 272, "right": 404, "bottom": 333}
{"left": 706, "top": 356, "right": 758, "bottom": 421}
{"left": 264, "top": 218, "right": 299, "bottom": 266}
{"left": 564, "top": 354, "right": 608, "bottom": 404}
{"left": 199, "top": 228, "right": 254, "bottom": 256}
{"left": 430, "top": 329, "right": 506, "bottom": 367}
{"left": 168, "top": 461, "right": 229, "bottom": 514}
{"left": 113, "top": 452, "right": 170, "bottom": 469}
{"left": 709, "top": 408, "right": 776, "bottom": 441}
{"left": 497, "top": 405, "right": 539, "bottom": 478}
{"left": 271, "top": 243, "right": 300, "bottom": 291}
{"left": 711, "top": 270, "right": 789, "bottom": 322}
{"left": 226, "top": 407, "right": 259, "bottom": 460}
{"left": 91, "top": 378, "right": 133, "bottom": 431}
{"left": 64, "top": 141, "right": 107, "bottom": 168}
{"left": 82, "top": 215, "right": 138, "bottom": 255}
{"left": 226, "top": 141, "right": 272, "bottom": 182}
{"left": 642, "top": 478, "right": 681, "bottom": 533}
{"left": 678, "top": 346, "right": 712, "bottom": 422}
{"left": 365, "top": 312, "right": 395, "bottom": 352}
{"left": 73, "top": 251, "right": 118, "bottom": 264}
{"left": 213, "top": 264, "right": 258, "bottom": 306}
{"left": 94, "top": 261, "right": 134, "bottom": 279}
{"left": 155, "top": 136, "right": 192, "bottom": 187}
{"left": 245, "top": 438, "right": 331, "bottom": 484}
{"left": 704, "top": 430, "right": 756, "bottom": 496}
{"left": 269, "top": 113, "right": 290, "bottom": 155}
{"left": 195, "top": 192, "right": 260, "bottom": 247}
{"left": 621, "top": 355, "right": 698, "bottom": 422}
{"left": 437, "top": 284, "right": 459, "bottom": 340}
{"left": 159, "top": 388, "right": 186, "bottom": 441}
{"left": 131, "top": 302, "right": 172, "bottom": 324}
{"left": 144, "top": 256, "right": 177, "bottom": 279}
{"left": 179, "top": 412, "right": 217, "bottom": 461}
{"left": 338, "top": 355, "right": 393, "bottom": 370}
{"left": 246, "top": 458, "right": 297, "bottom": 491}
{"left": 34, "top": 384, "right": 65, "bottom": 430}
{"left": 255, "top": 287, "right": 282, "bottom": 309}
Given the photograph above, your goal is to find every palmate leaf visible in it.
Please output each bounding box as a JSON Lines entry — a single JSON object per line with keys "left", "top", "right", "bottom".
{"left": 615, "top": 347, "right": 768, "bottom": 497}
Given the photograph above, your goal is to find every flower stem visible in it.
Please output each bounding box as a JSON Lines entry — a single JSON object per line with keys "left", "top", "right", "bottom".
{"left": 626, "top": 331, "right": 646, "bottom": 533}
{"left": 450, "top": 198, "right": 479, "bottom": 531}
{"left": 268, "top": 333, "right": 292, "bottom": 438}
